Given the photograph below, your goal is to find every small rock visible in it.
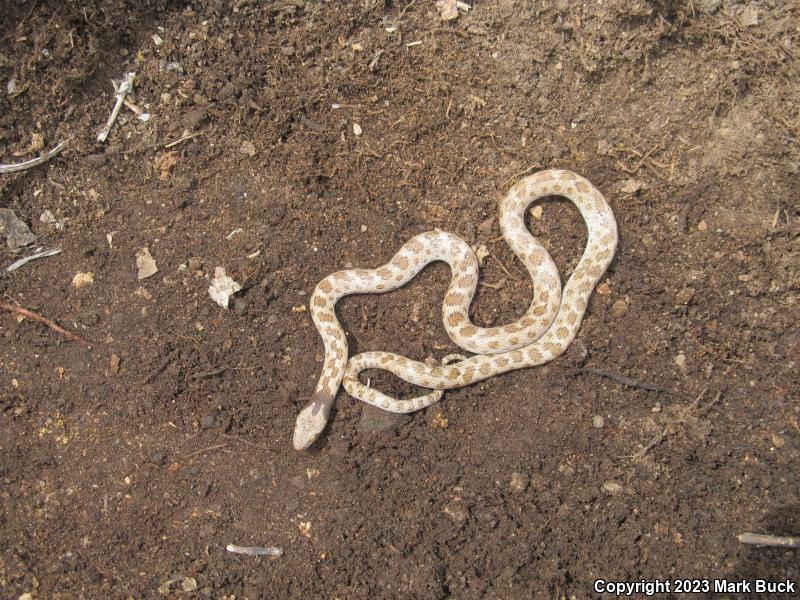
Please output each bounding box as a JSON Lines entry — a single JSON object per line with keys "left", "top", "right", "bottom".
{"left": 698, "top": 0, "right": 722, "bottom": 13}
{"left": 442, "top": 500, "right": 468, "bottom": 524}
{"left": 738, "top": 6, "right": 758, "bottom": 27}
{"left": 352, "top": 123, "right": 362, "bottom": 136}
{"left": 674, "top": 352, "right": 686, "bottom": 368}
{"left": 181, "top": 577, "right": 198, "bottom": 592}
{"left": 596, "top": 282, "right": 612, "bottom": 296}
{"left": 509, "top": 471, "right": 529, "bottom": 492}
{"left": 596, "top": 139, "right": 611, "bottom": 155}
{"left": 697, "top": 220, "right": 708, "bottom": 232}
{"left": 199, "top": 415, "right": 215, "bottom": 430}
{"left": 593, "top": 415, "right": 605, "bottom": 428}
{"left": 611, "top": 299, "right": 628, "bottom": 318}
{"left": 675, "top": 287, "right": 695, "bottom": 305}
{"left": 771, "top": 433, "right": 785, "bottom": 449}
{"left": 359, "top": 404, "right": 410, "bottom": 435}
{"left": 136, "top": 247, "right": 159, "bottom": 280}
{"left": 240, "top": 140, "right": 257, "bottom": 157}
{"left": 529, "top": 205, "right": 543, "bottom": 220}
{"left": 0, "top": 208, "right": 36, "bottom": 251}
{"left": 152, "top": 33, "right": 164, "bottom": 46}
{"left": 602, "top": 480, "right": 624, "bottom": 495}
{"left": 651, "top": 402, "right": 662, "bottom": 413}
{"left": 110, "top": 354, "right": 121, "bottom": 374}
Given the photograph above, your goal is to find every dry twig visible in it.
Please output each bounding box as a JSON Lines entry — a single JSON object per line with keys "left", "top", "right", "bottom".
{"left": 0, "top": 300, "right": 88, "bottom": 344}
{"left": 564, "top": 366, "right": 668, "bottom": 393}
{"left": 737, "top": 532, "right": 800, "bottom": 549}
{"left": 0, "top": 141, "right": 67, "bottom": 174}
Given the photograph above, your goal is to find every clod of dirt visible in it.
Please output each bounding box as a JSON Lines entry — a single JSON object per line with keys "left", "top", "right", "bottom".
{"left": 674, "top": 287, "right": 695, "bottom": 305}
{"left": 509, "top": 471, "right": 529, "bottom": 493}
{"left": 359, "top": 403, "right": 410, "bottom": 435}
{"left": 136, "top": 248, "right": 158, "bottom": 280}
{"left": 240, "top": 140, "right": 257, "bottom": 157}
{"left": 611, "top": 299, "right": 629, "bottom": 318}
{"left": 443, "top": 499, "right": 469, "bottom": 524}
{"left": 0, "top": 208, "right": 36, "bottom": 251}
{"left": 602, "top": 480, "right": 624, "bottom": 495}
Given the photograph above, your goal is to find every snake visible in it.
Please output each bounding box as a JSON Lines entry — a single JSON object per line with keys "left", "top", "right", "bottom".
{"left": 293, "top": 169, "right": 618, "bottom": 450}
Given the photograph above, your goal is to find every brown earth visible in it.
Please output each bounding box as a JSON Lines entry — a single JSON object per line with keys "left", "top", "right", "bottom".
{"left": 1, "top": 1, "right": 799, "bottom": 598}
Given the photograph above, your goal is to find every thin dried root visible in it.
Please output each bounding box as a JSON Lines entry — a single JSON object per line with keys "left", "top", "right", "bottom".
{"left": 0, "top": 300, "right": 89, "bottom": 344}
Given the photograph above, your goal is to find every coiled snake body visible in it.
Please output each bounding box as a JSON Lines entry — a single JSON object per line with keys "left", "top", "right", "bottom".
{"left": 293, "top": 169, "right": 618, "bottom": 450}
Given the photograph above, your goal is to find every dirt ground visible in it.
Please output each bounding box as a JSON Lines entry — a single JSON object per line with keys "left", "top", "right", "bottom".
{"left": 1, "top": 0, "right": 798, "bottom": 598}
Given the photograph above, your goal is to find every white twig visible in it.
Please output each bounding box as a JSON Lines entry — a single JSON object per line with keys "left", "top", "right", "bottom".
{"left": 5, "top": 248, "right": 62, "bottom": 273}
{"left": 737, "top": 532, "right": 800, "bottom": 548}
{"left": 0, "top": 141, "right": 67, "bottom": 174}
{"left": 97, "top": 72, "right": 136, "bottom": 142}
{"left": 225, "top": 544, "right": 283, "bottom": 557}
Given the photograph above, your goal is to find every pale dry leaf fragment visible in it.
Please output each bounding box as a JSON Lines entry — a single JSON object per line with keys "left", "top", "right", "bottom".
{"left": 473, "top": 244, "right": 489, "bottom": 265}
{"left": 72, "top": 272, "right": 95, "bottom": 288}
{"left": 619, "top": 179, "right": 644, "bottom": 194}
{"left": 530, "top": 205, "right": 543, "bottom": 220}
{"left": 136, "top": 247, "right": 159, "bottom": 280}
{"left": 436, "top": 0, "right": 459, "bottom": 21}
{"left": 154, "top": 151, "right": 179, "bottom": 180}
{"left": 208, "top": 267, "right": 242, "bottom": 309}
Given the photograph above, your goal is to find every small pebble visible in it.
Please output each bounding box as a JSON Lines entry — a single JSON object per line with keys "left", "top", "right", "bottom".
{"left": 443, "top": 500, "right": 468, "bottom": 524}
{"left": 771, "top": 433, "right": 785, "bottom": 449}
{"left": 675, "top": 287, "right": 695, "bottom": 305}
{"left": 602, "top": 480, "right": 624, "bottom": 495}
{"left": 674, "top": 352, "right": 687, "bottom": 368}
{"left": 200, "top": 415, "right": 215, "bottom": 430}
{"left": 593, "top": 415, "right": 605, "bottom": 428}
{"left": 651, "top": 402, "right": 662, "bottom": 413}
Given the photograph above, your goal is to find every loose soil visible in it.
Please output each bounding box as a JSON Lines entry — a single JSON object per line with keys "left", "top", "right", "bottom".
{"left": 1, "top": 1, "right": 798, "bottom": 598}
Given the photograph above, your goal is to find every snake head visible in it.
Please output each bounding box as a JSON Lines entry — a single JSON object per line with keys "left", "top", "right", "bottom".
{"left": 293, "top": 392, "right": 333, "bottom": 450}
